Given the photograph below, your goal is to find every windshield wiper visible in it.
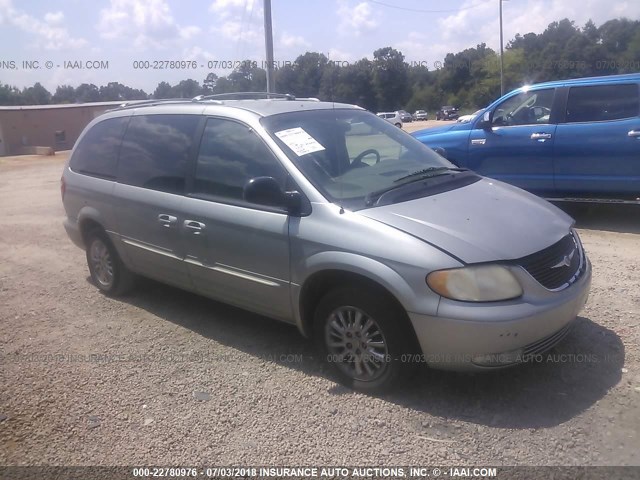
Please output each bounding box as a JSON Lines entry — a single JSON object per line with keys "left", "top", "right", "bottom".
{"left": 364, "top": 166, "right": 468, "bottom": 207}
{"left": 393, "top": 166, "right": 467, "bottom": 183}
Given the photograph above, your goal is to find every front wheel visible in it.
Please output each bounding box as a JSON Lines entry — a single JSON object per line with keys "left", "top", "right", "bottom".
{"left": 314, "top": 287, "right": 418, "bottom": 391}
{"left": 86, "top": 230, "right": 135, "bottom": 296}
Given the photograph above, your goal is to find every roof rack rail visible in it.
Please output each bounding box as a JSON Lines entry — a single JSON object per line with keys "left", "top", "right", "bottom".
{"left": 113, "top": 98, "right": 193, "bottom": 110}
{"left": 192, "top": 92, "right": 296, "bottom": 101}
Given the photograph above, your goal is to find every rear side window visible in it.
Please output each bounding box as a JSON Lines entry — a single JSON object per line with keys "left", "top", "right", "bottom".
{"left": 117, "top": 114, "right": 200, "bottom": 194}
{"left": 566, "top": 84, "right": 640, "bottom": 123}
{"left": 190, "top": 118, "right": 287, "bottom": 201}
{"left": 70, "top": 117, "right": 128, "bottom": 179}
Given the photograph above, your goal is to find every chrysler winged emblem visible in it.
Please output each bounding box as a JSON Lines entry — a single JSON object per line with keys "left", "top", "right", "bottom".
{"left": 551, "top": 248, "right": 576, "bottom": 269}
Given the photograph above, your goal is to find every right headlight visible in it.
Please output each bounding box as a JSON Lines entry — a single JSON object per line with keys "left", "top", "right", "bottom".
{"left": 427, "top": 264, "right": 523, "bottom": 302}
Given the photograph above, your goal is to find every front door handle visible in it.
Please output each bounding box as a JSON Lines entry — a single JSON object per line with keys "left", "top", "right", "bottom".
{"left": 628, "top": 130, "right": 640, "bottom": 138}
{"left": 157, "top": 214, "right": 177, "bottom": 228}
{"left": 184, "top": 220, "right": 206, "bottom": 234}
{"left": 531, "top": 132, "right": 552, "bottom": 140}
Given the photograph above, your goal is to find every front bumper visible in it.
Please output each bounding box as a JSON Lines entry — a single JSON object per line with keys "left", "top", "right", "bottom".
{"left": 407, "top": 258, "right": 592, "bottom": 370}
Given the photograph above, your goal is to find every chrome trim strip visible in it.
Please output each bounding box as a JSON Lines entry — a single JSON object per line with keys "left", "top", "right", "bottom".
{"left": 184, "top": 258, "right": 280, "bottom": 287}
{"left": 122, "top": 238, "right": 181, "bottom": 260}
{"left": 545, "top": 197, "right": 640, "bottom": 205}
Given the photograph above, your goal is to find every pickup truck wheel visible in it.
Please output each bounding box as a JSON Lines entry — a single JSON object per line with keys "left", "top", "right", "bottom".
{"left": 314, "top": 287, "right": 417, "bottom": 392}
{"left": 86, "top": 230, "right": 135, "bottom": 296}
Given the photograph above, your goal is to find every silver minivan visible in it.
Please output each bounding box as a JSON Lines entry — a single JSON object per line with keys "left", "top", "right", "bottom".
{"left": 61, "top": 94, "right": 592, "bottom": 391}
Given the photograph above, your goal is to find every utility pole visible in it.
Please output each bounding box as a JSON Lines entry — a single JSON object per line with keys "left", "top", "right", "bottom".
{"left": 264, "top": 0, "right": 275, "bottom": 93}
{"left": 499, "top": 0, "right": 505, "bottom": 95}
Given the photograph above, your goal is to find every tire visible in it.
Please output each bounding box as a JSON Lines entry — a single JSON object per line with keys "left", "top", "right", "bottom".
{"left": 314, "top": 287, "right": 418, "bottom": 392}
{"left": 395, "top": 123, "right": 402, "bottom": 128}
{"left": 85, "top": 229, "right": 135, "bottom": 296}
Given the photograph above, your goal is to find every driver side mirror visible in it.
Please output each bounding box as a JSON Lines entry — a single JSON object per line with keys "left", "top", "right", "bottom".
{"left": 476, "top": 110, "right": 493, "bottom": 130}
{"left": 243, "top": 176, "right": 308, "bottom": 216}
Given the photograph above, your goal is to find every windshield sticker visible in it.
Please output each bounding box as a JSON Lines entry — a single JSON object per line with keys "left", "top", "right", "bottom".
{"left": 275, "top": 127, "right": 325, "bottom": 156}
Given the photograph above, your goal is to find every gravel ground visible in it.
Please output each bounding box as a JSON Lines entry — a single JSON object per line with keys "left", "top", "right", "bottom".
{"left": 0, "top": 153, "right": 639, "bottom": 466}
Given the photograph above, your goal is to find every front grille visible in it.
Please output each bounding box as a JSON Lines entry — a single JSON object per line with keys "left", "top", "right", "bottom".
{"left": 516, "top": 233, "right": 584, "bottom": 290}
{"left": 523, "top": 322, "right": 574, "bottom": 357}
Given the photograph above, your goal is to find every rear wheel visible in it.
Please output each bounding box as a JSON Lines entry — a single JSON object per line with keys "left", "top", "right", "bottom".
{"left": 314, "top": 287, "right": 417, "bottom": 392}
{"left": 86, "top": 230, "right": 135, "bottom": 296}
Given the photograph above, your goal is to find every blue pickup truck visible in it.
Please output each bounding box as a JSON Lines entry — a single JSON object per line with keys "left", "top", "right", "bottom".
{"left": 412, "top": 74, "right": 640, "bottom": 203}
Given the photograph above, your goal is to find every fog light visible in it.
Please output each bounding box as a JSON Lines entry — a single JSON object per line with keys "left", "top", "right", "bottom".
{"left": 472, "top": 348, "right": 524, "bottom": 367}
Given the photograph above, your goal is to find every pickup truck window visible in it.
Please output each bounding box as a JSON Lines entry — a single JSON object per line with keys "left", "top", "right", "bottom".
{"left": 492, "top": 89, "right": 554, "bottom": 127}
{"left": 566, "top": 84, "right": 640, "bottom": 123}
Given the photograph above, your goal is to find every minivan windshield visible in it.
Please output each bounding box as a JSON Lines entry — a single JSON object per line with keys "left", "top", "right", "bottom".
{"left": 262, "top": 109, "right": 464, "bottom": 209}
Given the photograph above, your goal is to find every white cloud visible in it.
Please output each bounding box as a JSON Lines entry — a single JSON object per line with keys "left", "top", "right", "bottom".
{"left": 98, "top": 0, "right": 200, "bottom": 50}
{"left": 337, "top": 0, "right": 379, "bottom": 36}
{"left": 183, "top": 46, "right": 215, "bottom": 63}
{"left": 209, "top": 0, "right": 258, "bottom": 19}
{"left": 213, "top": 19, "right": 261, "bottom": 43}
{"left": 327, "top": 48, "right": 353, "bottom": 62}
{"left": 43, "top": 11, "right": 64, "bottom": 24}
{"left": 208, "top": 0, "right": 264, "bottom": 60}
{"left": 179, "top": 25, "right": 201, "bottom": 40}
{"left": 436, "top": 0, "right": 640, "bottom": 58}
{"left": 280, "top": 32, "right": 310, "bottom": 49}
{"left": 0, "top": 1, "right": 86, "bottom": 50}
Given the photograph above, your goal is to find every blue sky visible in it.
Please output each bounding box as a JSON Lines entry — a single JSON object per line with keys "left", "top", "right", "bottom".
{"left": 0, "top": 0, "right": 638, "bottom": 93}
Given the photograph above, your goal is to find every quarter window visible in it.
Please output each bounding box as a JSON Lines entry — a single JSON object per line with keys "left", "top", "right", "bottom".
{"left": 492, "top": 89, "right": 555, "bottom": 126}
{"left": 566, "top": 84, "right": 639, "bottom": 123}
{"left": 69, "top": 117, "right": 128, "bottom": 179}
{"left": 117, "top": 114, "right": 199, "bottom": 194}
{"left": 191, "top": 118, "right": 287, "bottom": 202}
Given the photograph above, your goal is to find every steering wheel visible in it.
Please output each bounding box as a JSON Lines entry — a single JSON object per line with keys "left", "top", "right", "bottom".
{"left": 351, "top": 149, "right": 381, "bottom": 168}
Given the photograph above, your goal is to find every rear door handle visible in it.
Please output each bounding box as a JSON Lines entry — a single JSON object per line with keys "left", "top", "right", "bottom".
{"left": 628, "top": 130, "right": 640, "bottom": 138}
{"left": 184, "top": 220, "right": 206, "bottom": 234}
{"left": 531, "top": 132, "right": 552, "bottom": 140}
{"left": 157, "top": 214, "right": 177, "bottom": 228}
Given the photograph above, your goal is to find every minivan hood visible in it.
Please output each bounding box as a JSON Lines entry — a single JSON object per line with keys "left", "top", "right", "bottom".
{"left": 358, "top": 178, "right": 573, "bottom": 264}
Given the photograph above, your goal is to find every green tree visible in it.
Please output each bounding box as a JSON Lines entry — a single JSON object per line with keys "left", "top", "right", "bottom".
{"left": 203, "top": 73, "right": 218, "bottom": 93}
{"left": 74, "top": 83, "right": 100, "bottom": 103}
{"left": 372, "top": 47, "right": 409, "bottom": 111}
{"left": 153, "top": 81, "right": 173, "bottom": 99}
{"left": 52, "top": 85, "right": 76, "bottom": 104}
{"left": 0, "top": 83, "right": 22, "bottom": 105}
{"left": 170, "top": 79, "right": 202, "bottom": 98}
{"left": 21, "top": 82, "right": 51, "bottom": 105}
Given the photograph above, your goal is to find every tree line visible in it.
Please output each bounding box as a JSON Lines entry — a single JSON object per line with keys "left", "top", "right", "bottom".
{"left": 1, "top": 17, "right": 638, "bottom": 112}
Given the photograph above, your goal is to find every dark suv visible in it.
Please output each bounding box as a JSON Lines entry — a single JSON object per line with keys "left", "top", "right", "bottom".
{"left": 436, "top": 106, "right": 459, "bottom": 120}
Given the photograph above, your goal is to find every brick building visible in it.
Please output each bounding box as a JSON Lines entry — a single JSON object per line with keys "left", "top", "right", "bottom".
{"left": 0, "top": 101, "right": 127, "bottom": 156}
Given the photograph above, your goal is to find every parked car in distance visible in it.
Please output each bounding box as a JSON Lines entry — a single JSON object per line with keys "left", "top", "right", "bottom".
{"left": 376, "top": 111, "right": 403, "bottom": 128}
{"left": 412, "top": 73, "right": 640, "bottom": 204}
{"left": 457, "top": 109, "right": 484, "bottom": 123}
{"left": 398, "top": 110, "right": 413, "bottom": 122}
{"left": 413, "top": 110, "right": 428, "bottom": 121}
{"left": 62, "top": 93, "right": 591, "bottom": 391}
{"left": 436, "top": 106, "right": 459, "bottom": 120}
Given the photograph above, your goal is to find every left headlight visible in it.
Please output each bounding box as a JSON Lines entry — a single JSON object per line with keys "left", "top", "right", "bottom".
{"left": 426, "top": 265, "right": 523, "bottom": 302}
